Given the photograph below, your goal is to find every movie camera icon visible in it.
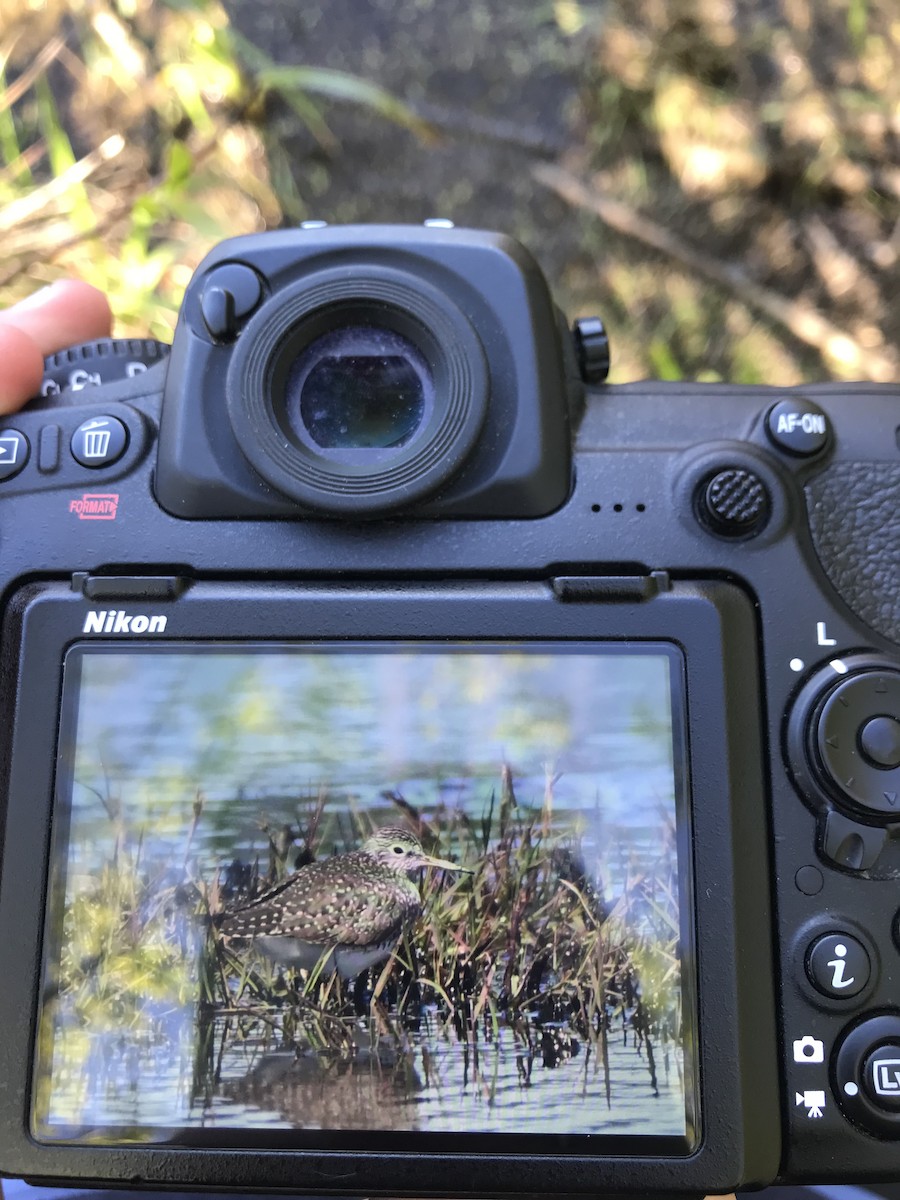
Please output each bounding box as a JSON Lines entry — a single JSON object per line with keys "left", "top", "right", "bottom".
{"left": 795, "top": 1090, "right": 826, "bottom": 1118}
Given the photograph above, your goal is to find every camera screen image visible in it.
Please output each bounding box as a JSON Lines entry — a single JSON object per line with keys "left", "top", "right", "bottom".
{"left": 32, "top": 644, "right": 696, "bottom": 1150}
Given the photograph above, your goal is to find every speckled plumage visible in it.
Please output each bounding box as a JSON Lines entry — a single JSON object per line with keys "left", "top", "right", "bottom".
{"left": 217, "top": 826, "right": 468, "bottom": 979}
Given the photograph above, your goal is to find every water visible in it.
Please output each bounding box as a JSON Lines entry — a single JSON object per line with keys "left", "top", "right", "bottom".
{"left": 40, "top": 1004, "right": 685, "bottom": 1138}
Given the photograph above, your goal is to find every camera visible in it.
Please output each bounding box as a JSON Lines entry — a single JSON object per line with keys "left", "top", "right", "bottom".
{"left": 0, "top": 224, "right": 898, "bottom": 1197}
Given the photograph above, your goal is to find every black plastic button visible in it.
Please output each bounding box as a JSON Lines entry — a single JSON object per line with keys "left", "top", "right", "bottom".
{"left": 806, "top": 932, "right": 870, "bottom": 999}
{"left": 0, "top": 429, "right": 29, "bottom": 480}
{"left": 199, "top": 263, "right": 262, "bottom": 340}
{"left": 859, "top": 715, "right": 900, "bottom": 769}
{"left": 70, "top": 416, "right": 128, "bottom": 468}
{"left": 863, "top": 1044, "right": 900, "bottom": 1112}
{"left": 696, "top": 467, "right": 770, "bottom": 538}
{"left": 766, "top": 397, "right": 830, "bottom": 456}
{"left": 835, "top": 1014, "right": 900, "bottom": 1139}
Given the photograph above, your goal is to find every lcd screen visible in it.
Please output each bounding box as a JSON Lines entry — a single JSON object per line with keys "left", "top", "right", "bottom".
{"left": 33, "top": 644, "right": 696, "bottom": 1150}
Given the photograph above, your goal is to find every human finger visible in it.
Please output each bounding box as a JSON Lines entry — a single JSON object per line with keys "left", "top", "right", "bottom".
{"left": 0, "top": 279, "right": 112, "bottom": 356}
{"left": 0, "top": 280, "right": 112, "bottom": 414}
{"left": 0, "top": 323, "right": 45, "bottom": 414}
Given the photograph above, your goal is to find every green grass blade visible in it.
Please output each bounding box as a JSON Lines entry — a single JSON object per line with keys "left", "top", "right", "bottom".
{"left": 229, "top": 30, "right": 437, "bottom": 143}
{"left": 34, "top": 76, "right": 94, "bottom": 234}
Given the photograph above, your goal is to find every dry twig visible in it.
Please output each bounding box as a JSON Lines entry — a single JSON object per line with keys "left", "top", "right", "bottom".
{"left": 534, "top": 162, "right": 897, "bottom": 382}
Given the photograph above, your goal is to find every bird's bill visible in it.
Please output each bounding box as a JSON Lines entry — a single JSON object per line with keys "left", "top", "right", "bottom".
{"left": 421, "top": 853, "right": 474, "bottom": 874}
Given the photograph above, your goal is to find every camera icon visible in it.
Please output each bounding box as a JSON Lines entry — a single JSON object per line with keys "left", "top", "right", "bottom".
{"left": 793, "top": 1035, "right": 825, "bottom": 1064}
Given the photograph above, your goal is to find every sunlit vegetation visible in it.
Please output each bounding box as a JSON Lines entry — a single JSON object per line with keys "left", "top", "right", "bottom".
{"left": 550, "top": 0, "right": 900, "bottom": 383}
{"left": 3, "top": 0, "right": 895, "bottom": 384}
{"left": 0, "top": 0, "right": 429, "bottom": 337}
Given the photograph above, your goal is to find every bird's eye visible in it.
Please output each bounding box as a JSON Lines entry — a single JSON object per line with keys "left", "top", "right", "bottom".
{"left": 392, "top": 845, "right": 406, "bottom": 855}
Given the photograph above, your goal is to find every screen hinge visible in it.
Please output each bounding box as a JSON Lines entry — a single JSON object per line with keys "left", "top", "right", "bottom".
{"left": 551, "top": 570, "right": 670, "bottom": 601}
{"left": 71, "top": 572, "right": 190, "bottom": 601}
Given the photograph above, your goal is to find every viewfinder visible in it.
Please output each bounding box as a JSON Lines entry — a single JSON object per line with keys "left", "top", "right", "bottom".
{"left": 288, "top": 326, "right": 432, "bottom": 456}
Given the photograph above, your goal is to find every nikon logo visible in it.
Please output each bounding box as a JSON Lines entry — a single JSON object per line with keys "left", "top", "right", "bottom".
{"left": 82, "top": 610, "right": 168, "bottom": 635}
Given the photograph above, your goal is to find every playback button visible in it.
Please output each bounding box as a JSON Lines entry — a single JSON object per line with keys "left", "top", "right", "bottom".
{"left": 0, "top": 429, "right": 29, "bottom": 480}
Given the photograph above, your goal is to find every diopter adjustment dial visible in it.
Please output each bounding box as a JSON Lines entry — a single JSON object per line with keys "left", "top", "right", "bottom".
{"left": 787, "top": 654, "right": 900, "bottom": 824}
{"left": 572, "top": 316, "right": 610, "bottom": 383}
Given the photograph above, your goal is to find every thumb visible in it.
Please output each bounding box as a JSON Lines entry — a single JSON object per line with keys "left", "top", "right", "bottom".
{"left": 0, "top": 281, "right": 112, "bottom": 414}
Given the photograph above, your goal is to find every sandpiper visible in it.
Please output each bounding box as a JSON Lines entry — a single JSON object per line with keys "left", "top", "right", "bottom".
{"left": 217, "top": 825, "right": 470, "bottom": 980}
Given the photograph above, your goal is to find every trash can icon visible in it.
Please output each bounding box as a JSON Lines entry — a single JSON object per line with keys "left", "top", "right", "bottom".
{"left": 82, "top": 424, "right": 111, "bottom": 458}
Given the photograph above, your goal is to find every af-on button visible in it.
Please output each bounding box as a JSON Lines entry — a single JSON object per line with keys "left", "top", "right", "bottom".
{"left": 766, "top": 397, "right": 830, "bottom": 456}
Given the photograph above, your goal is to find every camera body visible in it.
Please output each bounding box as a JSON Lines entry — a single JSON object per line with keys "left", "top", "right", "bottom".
{"left": 0, "top": 226, "right": 897, "bottom": 1197}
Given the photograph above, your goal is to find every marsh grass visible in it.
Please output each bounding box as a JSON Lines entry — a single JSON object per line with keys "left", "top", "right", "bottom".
{"left": 192, "top": 782, "right": 682, "bottom": 1098}
{"left": 44, "top": 767, "right": 683, "bottom": 1119}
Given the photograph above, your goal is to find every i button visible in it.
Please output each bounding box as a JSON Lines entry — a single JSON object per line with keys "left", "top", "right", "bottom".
{"left": 806, "top": 932, "right": 870, "bottom": 999}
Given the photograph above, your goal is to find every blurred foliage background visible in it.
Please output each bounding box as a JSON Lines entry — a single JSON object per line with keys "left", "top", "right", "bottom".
{"left": 1, "top": 0, "right": 898, "bottom": 383}
{"left": 2, "top": 0, "right": 274, "bottom": 341}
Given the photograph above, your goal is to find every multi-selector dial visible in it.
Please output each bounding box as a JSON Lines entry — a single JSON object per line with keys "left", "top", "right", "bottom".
{"left": 809, "top": 663, "right": 900, "bottom": 819}
{"left": 787, "top": 654, "right": 900, "bottom": 863}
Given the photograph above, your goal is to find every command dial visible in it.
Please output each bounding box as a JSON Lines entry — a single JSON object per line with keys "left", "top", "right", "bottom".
{"left": 34, "top": 338, "right": 170, "bottom": 405}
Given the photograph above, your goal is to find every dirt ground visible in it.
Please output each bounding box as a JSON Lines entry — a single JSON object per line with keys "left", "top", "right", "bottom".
{"left": 2, "top": 0, "right": 898, "bottom": 386}
{"left": 228, "top": 0, "right": 900, "bottom": 385}
{"left": 227, "top": 1, "right": 587, "bottom": 283}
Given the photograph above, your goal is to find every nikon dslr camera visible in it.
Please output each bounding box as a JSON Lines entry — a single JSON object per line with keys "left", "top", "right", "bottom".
{"left": 0, "top": 225, "right": 897, "bottom": 1198}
